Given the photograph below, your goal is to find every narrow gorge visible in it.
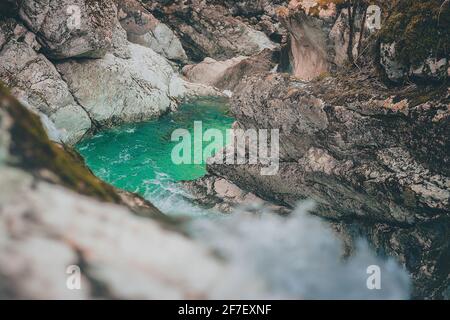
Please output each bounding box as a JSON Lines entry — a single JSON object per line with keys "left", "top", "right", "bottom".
{"left": 0, "top": 0, "right": 449, "bottom": 300}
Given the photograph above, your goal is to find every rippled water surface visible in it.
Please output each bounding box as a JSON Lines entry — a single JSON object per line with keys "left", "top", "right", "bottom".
{"left": 76, "top": 101, "right": 412, "bottom": 299}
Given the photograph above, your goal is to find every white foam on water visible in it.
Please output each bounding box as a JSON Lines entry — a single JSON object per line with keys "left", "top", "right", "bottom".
{"left": 143, "top": 170, "right": 212, "bottom": 217}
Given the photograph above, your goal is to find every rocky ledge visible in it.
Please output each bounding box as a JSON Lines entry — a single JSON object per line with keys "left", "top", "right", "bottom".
{"left": 190, "top": 0, "right": 450, "bottom": 226}
{"left": 204, "top": 71, "right": 449, "bottom": 225}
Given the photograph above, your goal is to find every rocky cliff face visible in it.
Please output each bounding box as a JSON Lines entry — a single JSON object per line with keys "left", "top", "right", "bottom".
{"left": 207, "top": 71, "right": 449, "bottom": 224}
{"left": 178, "top": 1, "right": 450, "bottom": 299}
{"left": 144, "top": 0, "right": 277, "bottom": 62}
{"left": 188, "top": 0, "right": 450, "bottom": 226}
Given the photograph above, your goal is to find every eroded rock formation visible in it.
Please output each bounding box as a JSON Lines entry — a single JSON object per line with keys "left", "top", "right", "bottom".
{"left": 206, "top": 71, "right": 449, "bottom": 224}
{"left": 144, "top": 0, "right": 277, "bottom": 62}
{"left": 0, "top": 0, "right": 225, "bottom": 145}
{"left": 0, "top": 0, "right": 449, "bottom": 300}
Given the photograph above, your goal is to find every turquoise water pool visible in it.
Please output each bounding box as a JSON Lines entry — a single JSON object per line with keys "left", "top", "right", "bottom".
{"left": 76, "top": 100, "right": 234, "bottom": 215}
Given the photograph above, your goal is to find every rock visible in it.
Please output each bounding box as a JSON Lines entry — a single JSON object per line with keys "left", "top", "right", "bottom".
{"left": 380, "top": 42, "right": 448, "bottom": 83}
{"left": 380, "top": 42, "right": 408, "bottom": 82}
{"left": 205, "top": 71, "right": 450, "bottom": 224}
{"left": 410, "top": 57, "right": 449, "bottom": 81}
{"left": 182, "top": 82, "right": 226, "bottom": 100}
{"left": 0, "top": 20, "right": 91, "bottom": 144}
{"left": 144, "top": 0, "right": 276, "bottom": 62}
{"left": 111, "top": 21, "right": 132, "bottom": 59}
{"left": 183, "top": 49, "right": 280, "bottom": 91}
{"left": 183, "top": 175, "right": 290, "bottom": 214}
{"left": 18, "top": 0, "right": 117, "bottom": 59}
{"left": 131, "top": 22, "right": 189, "bottom": 63}
{"left": 329, "top": 9, "right": 361, "bottom": 66}
{"left": 182, "top": 56, "right": 248, "bottom": 86}
{"left": 208, "top": 0, "right": 288, "bottom": 42}
{"left": 117, "top": 0, "right": 188, "bottom": 63}
{"left": 117, "top": 0, "right": 158, "bottom": 36}
{"left": 214, "top": 49, "right": 281, "bottom": 91}
{"left": 379, "top": 0, "right": 450, "bottom": 83}
{"left": 0, "top": 167, "right": 232, "bottom": 299}
{"left": 277, "top": 0, "right": 374, "bottom": 80}
{"left": 56, "top": 43, "right": 187, "bottom": 127}
{"left": 0, "top": 15, "right": 221, "bottom": 143}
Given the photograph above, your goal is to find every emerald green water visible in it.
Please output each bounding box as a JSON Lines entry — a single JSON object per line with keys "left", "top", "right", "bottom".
{"left": 76, "top": 101, "right": 234, "bottom": 215}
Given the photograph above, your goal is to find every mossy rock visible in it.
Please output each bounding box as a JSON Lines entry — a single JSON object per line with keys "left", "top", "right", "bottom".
{"left": 380, "top": 0, "right": 450, "bottom": 68}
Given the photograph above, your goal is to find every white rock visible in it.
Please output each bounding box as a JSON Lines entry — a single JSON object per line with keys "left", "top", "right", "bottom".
{"left": 56, "top": 43, "right": 188, "bottom": 126}
{"left": 0, "top": 166, "right": 264, "bottom": 299}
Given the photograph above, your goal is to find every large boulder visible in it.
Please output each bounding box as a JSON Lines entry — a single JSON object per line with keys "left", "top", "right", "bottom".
{"left": 0, "top": 20, "right": 91, "bottom": 144}
{"left": 182, "top": 56, "right": 248, "bottom": 87}
{"left": 56, "top": 43, "right": 187, "bottom": 127}
{"left": 205, "top": 71, "right": 450, "bottom": 225}
{"left": 182, "top": 49, "right": 280, "bottom": 91}
{"left": 18, "top": 0, "right": 117, "bottom": 59}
